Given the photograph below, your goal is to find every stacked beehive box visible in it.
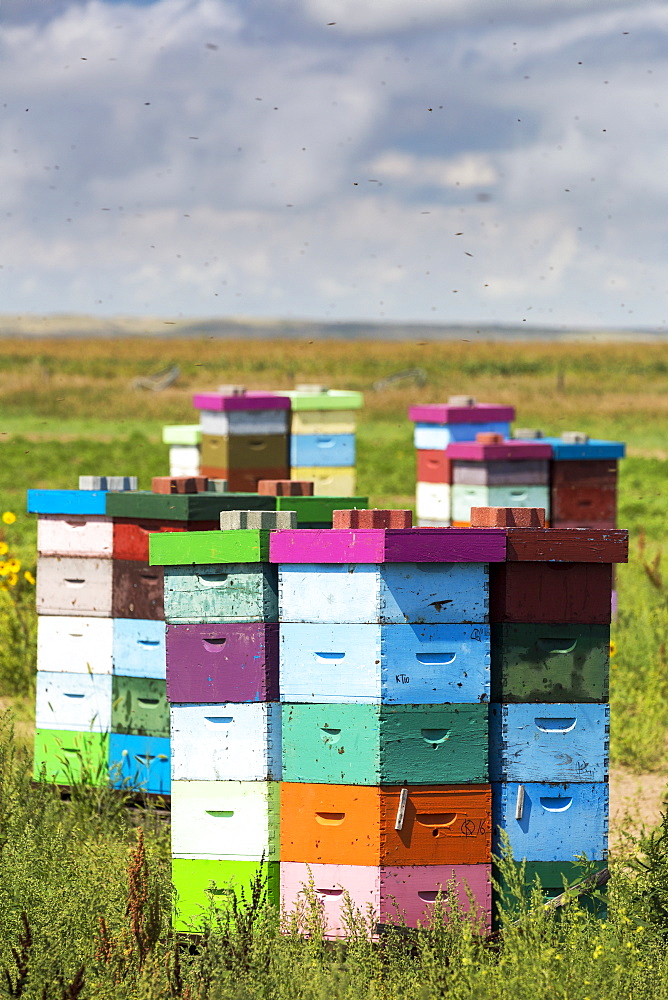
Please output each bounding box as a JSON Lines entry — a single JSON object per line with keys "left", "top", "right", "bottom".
{"left": 30, "top": 478, "right": 171, "bottom": 794}
{"left": 474, "top": 506, "right": 627, "bottom": 914}
{"left": 30, "top": 480, "right": 283, "bottom": 795}
{"left": 410, "top": 399, "right": 515, "bottom": 527}
{"left": 286, "top": 387, "right": 364, "bottom": 496}
{"left": 150, "top": 511, "right": 296, "bottom": 929}
{"left": 163, "top": 425, "right": 202, "bottom": 478}
{"left": 195, "top": 390, "right": 291, "bottom": 493}
{"left": 536, "top": 433, "right": 624, "bottom": 530}
{"left": 447, "top": 437, "right": 552, "bottom": 527}
{"left": 258, "top": 479, "right": 369, "bottom": 529}
{"left": 273, "top": 512, "right": 506, "bottom": 936}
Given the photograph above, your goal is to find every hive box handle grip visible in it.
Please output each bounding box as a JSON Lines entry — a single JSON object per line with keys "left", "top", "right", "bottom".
{"left": 315, "top": 812, "right": 345, "bottom": 826}
{"left": 395, "top": 788, "right": 408, "bottom": 831}
{"left": 536, "top": 638, "right": 578, "bottom": 655}
{"left": 515, "top": 784, "right": 525, "bottom": 821}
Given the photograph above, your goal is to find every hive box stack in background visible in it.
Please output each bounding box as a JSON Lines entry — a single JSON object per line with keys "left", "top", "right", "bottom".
{"left": 194, "top": 389, "right": 291, "bottom": 493}
{"left": 163, "top": 425, "right": 202, "bottom": 478}
{"left": 475, "top": 506, "right": 628, "bottom": 919}
{"left": 273, "top": 512, "right": 507, "bottom": 937}
{"left": 150, "top": 511, "right": 295, "bottom": 930}
{"left": 409, "top": 398, "right": 515, "bottom": 527}
{"left": 286, "top": 387, "right": 364, "bottom": 496}
{"left": 30, "top": 478, "right": 172, "bottom": 795}
{"left": 448, "top": 437, "right": 552, "bottom": 527}
{"left": 258, "top": 479, "right": 370, "bottom": 530}
{"left": 541, "top": 433, "right": 625, "bottom": 530}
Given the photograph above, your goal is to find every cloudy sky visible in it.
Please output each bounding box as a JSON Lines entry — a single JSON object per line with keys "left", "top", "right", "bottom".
{"left": 0, "top": 0, "right": 666, "bottom": 328}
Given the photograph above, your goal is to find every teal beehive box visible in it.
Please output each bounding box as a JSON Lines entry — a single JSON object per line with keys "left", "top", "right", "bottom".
{"left": 281, "top": 703, "right": 488, "bottom": 785}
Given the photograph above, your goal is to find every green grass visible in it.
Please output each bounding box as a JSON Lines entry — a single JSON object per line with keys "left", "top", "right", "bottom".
{"left": 1, "top": 337, "right": 668, "bottom": 996}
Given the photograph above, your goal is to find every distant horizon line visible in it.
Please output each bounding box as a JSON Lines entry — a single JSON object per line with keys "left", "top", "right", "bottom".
{"left": 0, "top": 313, "right": 663, "bottom": 341}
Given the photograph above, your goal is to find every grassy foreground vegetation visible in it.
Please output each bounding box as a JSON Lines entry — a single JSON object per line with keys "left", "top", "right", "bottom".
{"left": 0, "top": 336, "right": 668, "bottom": 996}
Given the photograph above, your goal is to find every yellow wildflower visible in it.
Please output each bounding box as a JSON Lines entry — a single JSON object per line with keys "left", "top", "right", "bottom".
{"left": 0, "top": 563, "right": 7, "bottom": 576}
{"left": 1, "top": 512, "right": 16, "bottom": 525}
{"left": 609, "top": 640, "right": 617, "bottom": 657}
{"left": 6, "top": 559, "right": 20, "bottom": 573}
{"left": 24, "top": 571, "right": 35, "bottom": 586}
{"left": 0, "top": 542, "right": 7, "bottom": 556}
{"left": 7, "top": 573, "right": 18, "bottom": 587}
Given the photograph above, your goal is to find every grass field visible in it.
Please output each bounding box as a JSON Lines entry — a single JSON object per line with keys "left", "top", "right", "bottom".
{"left": 0, "top": 336, "right": 667, "bottom": 997}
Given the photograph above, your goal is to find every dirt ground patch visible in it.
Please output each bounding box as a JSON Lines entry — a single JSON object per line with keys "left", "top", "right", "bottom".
{"left": 609, "top": 767, "right": 668, "bottom": 850}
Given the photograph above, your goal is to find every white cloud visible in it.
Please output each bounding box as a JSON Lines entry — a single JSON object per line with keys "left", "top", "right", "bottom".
{"left": 0, "top": 0, "right": 667, "bottom": 328}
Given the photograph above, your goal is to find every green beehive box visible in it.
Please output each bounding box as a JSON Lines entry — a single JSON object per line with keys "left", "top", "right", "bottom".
{"left": 172, "top": 858, "right": 280, "bottom": 932}
{"left": 282, "top": 703, "right": 488, "bottom": 786}
{"left": 33, "top": 729, "right": 110, "bottom": 786}
{"left": 162, "top": 425, "right": 202, "bottom": 446}
{"left": 150, "top": 528, "right": 270, "bottom": 566}
{"left": 163, "top": 563, "right": 278, "bottom": 623}
{"left": 111, "top": 677, "right": 169, "bottom": 737}
{"left": 490, "top": 623, "right": 609, "bottom": 702}
{"left": 493, "top": 860, "right": 608, "bottom": 924}
{"left": 105, "top": 491, "right": 276, "bottom": 522}
{"left": 274, "top": 495, "right": 368, "bottom": 524}
{"left": 286, "top": 389, "right": 364, "bottom": 411}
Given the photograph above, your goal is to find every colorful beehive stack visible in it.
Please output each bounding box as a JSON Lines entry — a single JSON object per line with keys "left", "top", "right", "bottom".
{"left": 29, "top": 477, "right": 172, "bottom": 794}
{"left": 163, "top": 425, "right": 202, "bottom": 478}
{"left": 447, "top": 436, "right": 552, "bottom": 527}
{"left": 410, "top": 398, "right": 515, "bottom": 527}
{"left": 195, "top": 389, "right": 291, "bottom": 493}
{"left": 257, "top": 479, "right": 369, "bottom": 529}
{"left": 30, "top": 479, "right": 284, "bottom": 795}
{"left": 538, "top": 432, "right": 624, "bottom": 530}
{"left": 473, "top": 506, "right": 628, "bottom": 917}
{"left": 286, "top": 387, "right": 364, "bottom": 496}
{"left": 149, "top": 510, "right": 296, "bottom": 929}
{"left": 273, "top": 511, "right": 507, "bottom": 937}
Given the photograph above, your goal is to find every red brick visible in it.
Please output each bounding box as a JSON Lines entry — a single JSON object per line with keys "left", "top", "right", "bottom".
{"left": 332, "top": 509, "right": 413, "bottom": 529}
{"left": 332, "top": 509, "right": 413, "bottom": 528}
{"left": 151, "top": 476, "right": 209, "bottom": 495}
{"left": 470, "top": 506, "right": 546, "bottom": 528}
{"left": 257, "top": 480, "right": 315, "bottom": 497}
{"left": 475, "top": 432, "right": 504, "bottom": 445}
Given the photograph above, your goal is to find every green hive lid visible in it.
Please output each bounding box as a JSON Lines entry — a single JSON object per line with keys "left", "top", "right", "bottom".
{"left": 162, "top": 425, "right": 202, "bottom": 446}
{"left": 150, "top": 528, "right": 270, "bottom": 565}
{"left": 286, "top": 389, "right": 363, "bottom": 411}
{"left": 274, "top": 495, "right": 369, "bottom": 523}
{"left": 105, "top": 491, "right": 276, "bottom": 520}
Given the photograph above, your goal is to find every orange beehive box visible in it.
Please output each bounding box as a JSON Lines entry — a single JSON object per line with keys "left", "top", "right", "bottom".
{"left": 280, "top": 783, "right": 491, "bottom": 866}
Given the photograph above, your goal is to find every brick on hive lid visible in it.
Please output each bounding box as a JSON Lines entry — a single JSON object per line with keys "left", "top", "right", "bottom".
{"left": 257, "top": 480, "right": 315, "bottom": 496}
{"left": 476, "top": 432, "right": 504, "bottom": 445}
{"left": 219, "top": 509, "right": 297, "bottom": 530}
{"left": 470, "top": 506, "right": 546, "bottom": 528}
{"left": 561, "top": 431, "right": 589, "bottom": 444}
{"left": 513, "top": 428, "right": 544, "bottom": 439}
{"left": 447, "top": 395, "right": 477, "bottom": 407}
{"left": 216, "top": 385, "right": 247, "bottom": 395}
{"left": 151, "top": 476, "right": 209, "bottom": 495}
{"left": 332, "top": 509, "right": 413, "bottom": 529}
{"left": 79, "top": 475, "right": 138, "bottom": 491}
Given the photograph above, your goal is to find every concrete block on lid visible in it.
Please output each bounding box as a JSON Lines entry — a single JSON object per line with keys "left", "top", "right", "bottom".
{"left": 514, "top": 428, "right": 543, "bottom": 440}
{"left": 332, "top": 509, "right": 413, "bottom": 529}
{"left": 471, "top": 507, "right": 546, "bottom": 528}
{"left": 79, "top": 476, "right": 138, "bottom": 491}
{"left": 258, "top": 480, "right": 315, "bottom": 497}
{"left": 476, "top": 432, "right": 504, "bottom": 445}
{"left": 151, "top": 476, "right": 209, "bottom": 495}
{"left": 219, "top": 510, "right": 297, "bottom": 530}
{"left": 448, "top": 395, "right": 477, "bottom": 406}
{"left": 562, "top": 431, "right": 589, "bottom": 444}
{"left": 207, "top": 479, "right": 228, "bottom": 493}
